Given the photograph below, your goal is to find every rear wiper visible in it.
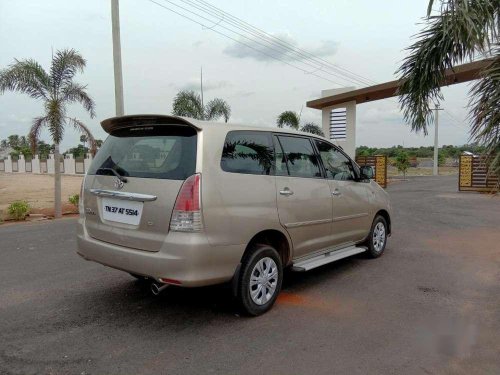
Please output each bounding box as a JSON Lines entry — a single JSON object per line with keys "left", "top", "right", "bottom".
{"left": 96, "top": 168, "right": 128, "bottom": 183}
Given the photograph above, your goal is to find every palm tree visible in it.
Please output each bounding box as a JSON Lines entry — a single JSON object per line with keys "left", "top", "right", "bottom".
{"left": 0, "top": 49, "right": 96, "bottom": 218}
{"left": 301, "top": 122, "right": 325, "bottom": 137}
{"left": 80, "top": 134, "right": 88, "bottom": 148}
{"left": 276, "top": 111, "right": 325, "bottom": 136}
{"left": 397, "top": 0, "right": 499, "bottom": 176}
{"left": 172, "top": 90, "right": 231, "bottom": 122}
{"left": 276, "top": 111, "right": 300, "bottom": 130}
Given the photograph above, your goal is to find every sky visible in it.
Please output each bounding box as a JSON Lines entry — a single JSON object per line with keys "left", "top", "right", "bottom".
{"left": 0, "top": 0, "right": 475, "bottom": 152}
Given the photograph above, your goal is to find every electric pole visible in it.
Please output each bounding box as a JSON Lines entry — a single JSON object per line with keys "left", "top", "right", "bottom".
{"left": 111, "top": 0, "right": 125, "bottom": 116}
{"left": 433, "top": 103, "right": 443, "bottom": 176}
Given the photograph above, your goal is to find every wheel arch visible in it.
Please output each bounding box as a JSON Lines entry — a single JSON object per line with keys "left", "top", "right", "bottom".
{"left": 242, "top": 229, "right": 292, "bottom": 267}
{"left": 375, "top": 209, "right": 391, "bottom": 235}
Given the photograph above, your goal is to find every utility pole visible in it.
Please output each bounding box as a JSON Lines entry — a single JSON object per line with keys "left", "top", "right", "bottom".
{"left": 200, "top": 66, "right": 204, "bottom": 108}
{"left": 433, "top": 103, "right": 443, "bottom": 176}
{"left": 111, "top": 0, "right": 124, "bottom": 116}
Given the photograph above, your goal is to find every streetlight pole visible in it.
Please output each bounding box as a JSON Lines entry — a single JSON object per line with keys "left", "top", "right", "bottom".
{"left": 111, "top": 0, "right": 124, "bottom": 116}
{"left": 433, "top": 104, "right": 443, "bottom": 176}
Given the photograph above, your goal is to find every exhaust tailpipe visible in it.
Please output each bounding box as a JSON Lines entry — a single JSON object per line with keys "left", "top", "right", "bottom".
{"left": 151, "top": 282, "right": 169, "bottom": 296}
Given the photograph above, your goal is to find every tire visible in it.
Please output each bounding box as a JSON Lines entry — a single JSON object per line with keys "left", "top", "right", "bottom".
{"left": 237, "top": 245, "right": 283, "bottom": 316}
{"left": 365, "top": 215, "right": 388, "bottom": 258}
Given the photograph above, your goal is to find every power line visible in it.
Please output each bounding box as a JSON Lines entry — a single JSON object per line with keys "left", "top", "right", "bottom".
{"left": 147, "top": 0, "right": 343, "bottom": 85}
{"left": 183, "top": 0, "right": 377, "bottom": 86}
{"left": 156, "top": 0, "right": 368, "bottom": 86}
{"left": 148, "top": 0, "right": 377, "bottom": 87}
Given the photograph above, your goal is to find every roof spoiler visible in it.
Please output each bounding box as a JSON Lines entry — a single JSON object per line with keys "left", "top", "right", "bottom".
{"left": 100, "top": 114, "right": 202, "bottom": 134}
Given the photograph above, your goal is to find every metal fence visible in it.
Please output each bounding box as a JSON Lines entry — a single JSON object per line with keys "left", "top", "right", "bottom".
{"left": 459, "top": 155, "right": 499, "bottom": 192}
{"left": 355, "top": 155, "right": 388, "bottom": 188}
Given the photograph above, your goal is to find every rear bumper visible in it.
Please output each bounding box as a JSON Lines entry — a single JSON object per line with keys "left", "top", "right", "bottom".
{"left": 76, "top": 217, "right": 244, "bottom": 287}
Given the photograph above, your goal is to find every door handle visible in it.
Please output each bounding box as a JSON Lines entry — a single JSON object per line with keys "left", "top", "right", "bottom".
{"left": 332, "top": 190, "right": 341, "bottom": 196}
{"left": 279, "top": 188, "right": 294, "bottom": 196}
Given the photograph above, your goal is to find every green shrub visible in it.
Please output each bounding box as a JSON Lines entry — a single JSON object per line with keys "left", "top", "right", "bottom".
{"left": 69, "top": 194, "right": 79, "bottom": 206}
{"left": 8, "top": 201, "right": 30, "bottom": 221}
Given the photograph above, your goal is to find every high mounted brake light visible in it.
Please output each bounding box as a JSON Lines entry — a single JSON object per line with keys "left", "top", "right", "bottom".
{"left": 169, "top": 174, "right": 202, "bottom": 232}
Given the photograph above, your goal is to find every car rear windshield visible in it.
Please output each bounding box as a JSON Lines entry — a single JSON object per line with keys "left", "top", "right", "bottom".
{"left": 88, "top": 125, "right": 197, "bottom": 180}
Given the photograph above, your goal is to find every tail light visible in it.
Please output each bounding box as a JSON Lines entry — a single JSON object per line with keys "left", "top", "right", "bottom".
{"left": 170, "top": 173, "right": 202, "bottom": 232}
{"left": 79, "top": 175, "right": 85, "bottom": 215}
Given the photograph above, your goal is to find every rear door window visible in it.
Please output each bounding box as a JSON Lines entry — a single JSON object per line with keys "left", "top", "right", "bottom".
{"left": 276, "top": 135, "right": 322, "bottom": 178}
{"left": 88, "top": 125, "right": 197, "bottom": 180}
{"left": 221, "top": 131, "right": 274, "bottom": 175}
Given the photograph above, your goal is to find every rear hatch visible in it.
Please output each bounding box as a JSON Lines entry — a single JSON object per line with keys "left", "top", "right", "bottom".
{"left": 83, "top": 117, "right": 198, "bottom": 252}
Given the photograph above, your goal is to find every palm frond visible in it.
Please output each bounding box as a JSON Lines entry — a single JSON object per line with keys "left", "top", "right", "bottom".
{"left": 276, "top": 111, "right": 300, "bottom": 129}
{"left": 171, "top": 90, "right": 204, "bottom": 120}
{"left": 0, "top": 59, "right": 51, "bottom": 100}
{"left": 469, "top": 52, "right": 500, "bottom": 176}
{"left": 29, "top": 116, "right": 49, "bottom": 153}
{"left": 45, "top": 99, "right": 66, "bottom": 144}
{"left": 50, "top": 49, "right": 86, "bottom": 91}
{"left": 61, "top": 82, "right": 96, "bottom": 118}
{"left": 396, "top": 0, "right": 499, "bottom": 134}
{"left": 66, "top": 117, "right": 97, "bottom": 155}
{"left": 300, "top": 122, "right": 325, "bottom": 136}
{"left": 205, "top": 98, "right": 231, "bottom": 122}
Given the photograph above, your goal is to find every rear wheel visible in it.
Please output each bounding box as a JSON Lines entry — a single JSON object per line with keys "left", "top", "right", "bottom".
{"left": 365, "top": 215, "right": 388, "bottom": 258}
{"left": 237, "top": 245, "right": 283, "bottom": 316}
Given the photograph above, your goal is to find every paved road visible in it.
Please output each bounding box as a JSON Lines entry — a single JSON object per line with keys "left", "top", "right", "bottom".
{"left": 1, "top": 176, "right": 499, "bottom": 375}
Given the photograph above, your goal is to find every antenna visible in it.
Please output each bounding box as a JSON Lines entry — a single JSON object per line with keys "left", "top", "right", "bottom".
{"left": 200, "top": 66, "right": 204, "bottom": 108}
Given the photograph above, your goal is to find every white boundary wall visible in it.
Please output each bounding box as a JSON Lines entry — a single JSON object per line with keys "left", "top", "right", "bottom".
{"left": 0, "top": 153, "right": 93, "bottom": 175}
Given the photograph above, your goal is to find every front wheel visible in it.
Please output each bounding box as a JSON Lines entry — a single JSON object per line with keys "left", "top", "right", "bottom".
{"left": 237, "top": 245, "right": 283, "bottom": 316}
{"left": 365, "top": 215, "right": 388, "bottom": 258}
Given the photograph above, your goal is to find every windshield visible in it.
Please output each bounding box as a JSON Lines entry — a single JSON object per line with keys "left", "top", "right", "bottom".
{"left": 88, "top": 125, "right": 197, "bottom": 180}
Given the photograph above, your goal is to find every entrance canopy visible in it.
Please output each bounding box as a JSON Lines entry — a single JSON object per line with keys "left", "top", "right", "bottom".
{"left": 306, "top": 59, "right": 493, "bottom": 110}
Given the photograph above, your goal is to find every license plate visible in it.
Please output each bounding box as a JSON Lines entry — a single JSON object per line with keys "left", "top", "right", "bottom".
{"left": 101, "top": 198, "right": 143, "bottom": 225}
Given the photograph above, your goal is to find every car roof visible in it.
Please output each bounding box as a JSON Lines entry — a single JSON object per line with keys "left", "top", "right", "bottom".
{"left": 101, "top": 114, "right": 330, "bottom": 142}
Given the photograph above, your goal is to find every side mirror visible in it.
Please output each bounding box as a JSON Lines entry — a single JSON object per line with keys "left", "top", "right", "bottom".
{"left": 359, "top": 166, "right": 374, "bottom": 180}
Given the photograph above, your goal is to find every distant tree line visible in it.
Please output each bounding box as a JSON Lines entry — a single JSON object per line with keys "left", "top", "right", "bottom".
{"left": 356, "top": 144, "right": 486, "bottom": 159}
{"left": 1, "top": 134, "right": 103, "bottom": 159}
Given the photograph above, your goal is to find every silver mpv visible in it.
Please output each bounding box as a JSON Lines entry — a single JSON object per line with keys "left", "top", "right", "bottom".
{"left": 77, "top": 115, "right": 392, "bottom": 315}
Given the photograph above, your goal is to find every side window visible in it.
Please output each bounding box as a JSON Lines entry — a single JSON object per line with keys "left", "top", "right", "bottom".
{"left": 277, "top": 135, "right": 322, "bottom": 178}
{"left": 221, "top": 131, "right": 274, "bottom": 175}
{"left": 315, "top": 140, "right": 357, "bottom": 181}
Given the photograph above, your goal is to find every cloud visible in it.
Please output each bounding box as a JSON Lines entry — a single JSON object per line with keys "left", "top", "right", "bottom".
{"left": 172, "top": 79, "right": 233, "bottom": 92}
{"left": 232, "top": 90, "right": 255, "bottom": 98}
{"left": 223, "top": 33, "right": 338, "bottom": 63}
{"left": 192, "top": 40, "right": 204, "bottom": 48}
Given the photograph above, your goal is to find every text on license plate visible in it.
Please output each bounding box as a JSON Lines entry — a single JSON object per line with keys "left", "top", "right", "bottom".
{"left": 101, "top": 197, "right": 143, "bottom": 225}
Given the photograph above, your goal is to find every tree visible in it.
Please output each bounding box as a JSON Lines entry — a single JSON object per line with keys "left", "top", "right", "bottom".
{"left": 395, "top": 151, "right": 410, "bottom": 179}
{"left": 0, "top": 49, "right": 96, "bottom": 218}
{"left": 276, "top": 111, "right": 324, "bottom": 136}
{"left": 276, "top": 111, "right": 300, "bottom": 130}
{"left": 300, "top": 122, "right": 325, "bottom": 137}
{"left": 172, "top": 90, "right": 231, "bottom": 122}
{"left": 397, "top": 0, "right": 499, "bottom": 177}
{"left": 80, "top": 134, "right": 88, "bottom": 148}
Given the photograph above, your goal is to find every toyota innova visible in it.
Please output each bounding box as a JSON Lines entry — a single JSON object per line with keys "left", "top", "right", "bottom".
{"left": 77, "top": 115, "right": 392, "bottom": 315}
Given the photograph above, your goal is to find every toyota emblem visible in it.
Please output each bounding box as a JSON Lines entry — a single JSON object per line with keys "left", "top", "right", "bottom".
{"left": 114, "top": 177, "right": 124, "bottom": 190}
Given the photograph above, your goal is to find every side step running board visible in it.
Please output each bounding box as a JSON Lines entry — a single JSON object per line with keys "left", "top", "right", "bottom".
{"left": 291, "top": 246, "right": 366, "bottom": 272}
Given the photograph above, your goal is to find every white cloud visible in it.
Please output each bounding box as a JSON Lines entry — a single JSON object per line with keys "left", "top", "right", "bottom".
{"left": 172, "top": 79, "right": 233, "bottom": 92}
{"left": 223, "top": 33, "right": 338, "bottom": 63}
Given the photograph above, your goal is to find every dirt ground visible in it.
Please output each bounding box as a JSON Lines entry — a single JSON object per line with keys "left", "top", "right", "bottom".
{"left": 0, "top": 173, "right": 83, "bottom": 219}
{"left": 388, "top": 166, "right": 458, "bottom": 177}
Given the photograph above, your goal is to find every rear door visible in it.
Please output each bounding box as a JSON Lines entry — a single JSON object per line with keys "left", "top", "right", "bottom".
{"left": 314, "top": 139, "right": 371, "bottom": 245}
{"left": 83, "top": 124, "right": 197, "bottom": 252}
{"left": 274, "top": 134, "right": 333, "bottom": 259}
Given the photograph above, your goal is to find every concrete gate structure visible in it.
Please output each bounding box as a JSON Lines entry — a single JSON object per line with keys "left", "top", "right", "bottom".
{"left": 306, "top": 59, "right": 493, "bottom": 160}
